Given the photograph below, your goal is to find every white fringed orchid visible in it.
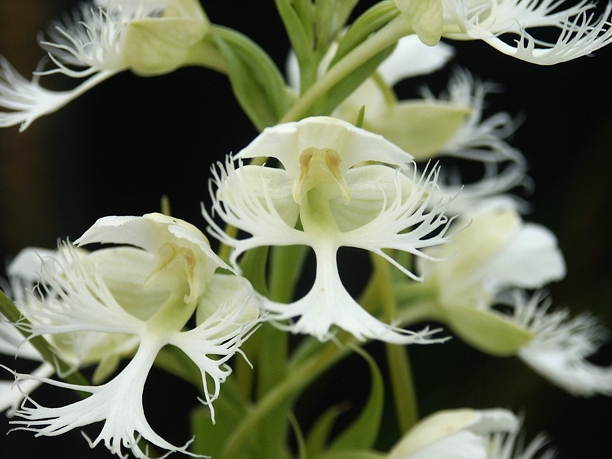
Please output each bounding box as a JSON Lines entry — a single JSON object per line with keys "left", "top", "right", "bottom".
{"left": 420, "top": 208, "right": 565, "bottom": 314}
{"left": 0, "top": 0, "right": 209, "bottom": 131}
{"left": 388, "top": 408, "right": 555, "bottom": 459}
{"left": 5, "top": 214, "right": 261, "bottom": 458}
{"left": 204, "top": 116, "right": 453, "bottom": 344}
{"left": 413, "top": 208, "right": 612, "bottom": 396}
{"left": 436, "top": 0, "right": 612, "bottom": 64}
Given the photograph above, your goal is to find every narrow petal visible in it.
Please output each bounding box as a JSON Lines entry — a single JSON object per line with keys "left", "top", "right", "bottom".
{"left": 0, "top": 57, "right": 116, "bottom": 131}
{"left": 169, "top": 275, "right": 261, "bottom": 420}
{"left": 0, "top": 363, "right": 54, "bottom": 414}
{"left": 444, "top": 0, "right": 612, "bottom": 64}
{"left": 514, "top": 292, "right": 612, "bottom": 396}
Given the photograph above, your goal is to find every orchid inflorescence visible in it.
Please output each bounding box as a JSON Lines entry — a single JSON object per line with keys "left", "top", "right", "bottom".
{"left": 1, "top": 0, "right": 611, "bottom": 458}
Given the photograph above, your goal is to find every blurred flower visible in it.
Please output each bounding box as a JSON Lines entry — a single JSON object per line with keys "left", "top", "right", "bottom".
{"left": 388, "top": 408, "right": 555, "bottom": 459}
{"left": 513, "top": 291, "right": 612, "bottom": 396}
{"left": 0, "top": 0, "right": 210, "bottom": 131}
{"left": 439, "top": 0, "right": 612, "bottom": 64}
{"left": 4, "top": 214, "right": 260, "bottom": 458}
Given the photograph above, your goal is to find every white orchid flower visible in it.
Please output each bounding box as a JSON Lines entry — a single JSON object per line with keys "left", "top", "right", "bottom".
{"left": 420, "top": 208, "right": 565, "bottom": 313}
{"left": 413, "top": 208, "right": 612, "bottom": 396}
{"left": 4, "top": 213, "right": 261, "bottom": 458}
{"left": 388, "top": 408, "right": 555, "bottom": 459}
{"left": 0, "top": 0, "right": 209, "bottom": 131}
{"left": 204, "top": 116, "right": 453, "bottom": 344}
{"left": 428, "top": 0, "right": 612, "bottom": 64}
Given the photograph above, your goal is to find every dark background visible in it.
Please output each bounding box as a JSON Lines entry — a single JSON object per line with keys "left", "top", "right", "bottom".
{"left": 2, "top": 1, "right": 612, "bottom": 458}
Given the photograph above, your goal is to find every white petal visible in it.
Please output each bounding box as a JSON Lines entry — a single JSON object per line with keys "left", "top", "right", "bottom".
{"left": 378, "top": 35, "right": 455, "bottom": 86}
{"left": 0, "top": 57, "right": 116, "bottom": 131}
{"left": 10, "top": 337, "right": 194, "bottom": 459}
{"left": 425, "top": 69, "right": 523, "bottom": 164}
{"left": 23, "top": 243, "right": 146, "bottom": 337}
{"left": 515, "top": 293, "right": 612, "bottom": 396}
{"left": 170, "top": 274, "right": 261, "bottom": 420}
{"left": 0, "top": 363, "right": 53, "bottom": 414}
{"left": 0, "top": 318, "right": 40, "bottom": 361}
{"left": 485, "top": 223, "right": 566, "bottom": 291}
{"left": 439, "top": 162, "right": 530, "bottom": 217}
{"left": 444, "top": 0, "right": 612, "bottom": 64}
{"left": 389, "top": 408, "right": 518, "bottom": 459}
{"left": 263, "top": 242, "right": 444, "bottom": 344}
{"left": 204, "top": 156, "right": 309, "bottom": 270}
{"left": 340, "top": 166, "right": 454, "bottom": 282}
{"left": 404, "top": 431, "right": 489, "bottom": 459}
{"left": 235, "top": 117, "right": 414, "bottom": 181}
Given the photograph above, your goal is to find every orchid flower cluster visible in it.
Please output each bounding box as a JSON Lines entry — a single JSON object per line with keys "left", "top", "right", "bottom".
{"left": 1, "top": 0, "right": 611, "bottom": 458}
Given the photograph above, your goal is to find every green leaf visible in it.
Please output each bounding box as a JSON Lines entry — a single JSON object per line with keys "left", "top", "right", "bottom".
{"left": 329, "top": 346, "right": 384, "bottom": 451}
{"left": 190, "top": 379, "right": 251, "bottom": 457}
{"left": 311, "top": 44, "right": 395, "bottom": 117}
{"left": 213, "top": 25, "right": 291, "bottom": 130}
{"left": 274, "top": 0, "right": 317, "bottom": 93}
{"left": 313, "top": 0, "right": 359, "bottom": 59}
{"left": 306, "top": 404, "right": 347, "bottom": 457}
{"left": 330, "top": 1, "right": 399, "bottom": 68}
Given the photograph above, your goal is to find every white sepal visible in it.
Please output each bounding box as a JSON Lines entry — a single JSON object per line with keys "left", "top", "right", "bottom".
{"left": 9, "top": 337, "right": 199, "bottom": 459}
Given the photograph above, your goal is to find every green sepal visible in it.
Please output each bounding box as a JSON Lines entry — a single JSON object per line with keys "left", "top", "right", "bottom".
{"left": 329, "top": 346, "right": 384, "bottom": 451}
{"left": 364, "top": 102, "right": 470, "bottom": 160}
{"left": 306, "top": 404, "right": 347, "bottom": 457}
{"left": 213, "top": 26, "right": 291, "bottom": 130}
{"left": 329, "top": 1, "right": 400, "bottom": 68}
{"left": 445, "top": 304, "right": 535, "bottom": 357}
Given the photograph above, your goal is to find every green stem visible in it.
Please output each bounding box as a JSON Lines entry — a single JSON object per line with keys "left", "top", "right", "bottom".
{"left": 219, "top": 335, "right": 355, "bottom": 459}
{"left": 185, "top": 38, "right": 229, "bottom": 74}
{"left": 0, "top": 290, "right": 90, "bottom": 388}
{"left": 278, "top": 15, "right": 412, "bottom": 123}
{"left": 370, "top": 253, "right": 419, "bottom": 433}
